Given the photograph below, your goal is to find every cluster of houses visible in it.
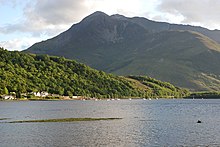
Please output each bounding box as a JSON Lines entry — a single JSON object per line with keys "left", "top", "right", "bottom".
{"left": 1, "top": 92, "right": 16, "bottom": 100}
{"left": 32, "top": 91, "right": 49, "bottom": 97}
{"left": 1, "top": 95, "right": 16, "bottom": 100}
{"left": 1, "top": 91, "right": 80, "bottom": 100}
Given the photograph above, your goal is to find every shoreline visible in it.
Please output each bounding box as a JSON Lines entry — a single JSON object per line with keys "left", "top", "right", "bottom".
{"left": 2, "top": 97, "right": 220, "bottom": 102}
{"left": 1, "top": 97, "right": 156, "bottom": 101}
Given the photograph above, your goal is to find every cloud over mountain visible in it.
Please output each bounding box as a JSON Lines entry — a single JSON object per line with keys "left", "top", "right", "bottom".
{"left": 157, "top": 0, "right": 220, "bottom": 29}
{"left": 1, "top": 0, "right": 220, "bottom": 51}
{"left": 0, "top": 0, "right": 146, "bottom": 37}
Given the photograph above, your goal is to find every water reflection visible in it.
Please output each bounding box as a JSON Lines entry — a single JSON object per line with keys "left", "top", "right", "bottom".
{"left": 1, "top": 99, "right": 220, "bottom": 146}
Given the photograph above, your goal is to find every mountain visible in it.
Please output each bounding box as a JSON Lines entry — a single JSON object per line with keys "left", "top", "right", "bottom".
{"left": 25, "top": 11, "right": 220, "bottom": 91}
{"left": 0, "top": 48, "right": 188, "bottom": 98}
{"left": 131, "top": 16, "right": 220, "bottom": 44}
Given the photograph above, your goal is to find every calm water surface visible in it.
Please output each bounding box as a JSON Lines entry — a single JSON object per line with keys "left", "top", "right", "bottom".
{"left": 1, "top": 99, "right": 220, "bottom": 146}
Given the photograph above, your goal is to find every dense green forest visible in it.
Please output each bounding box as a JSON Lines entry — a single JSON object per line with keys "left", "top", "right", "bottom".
{"left": 128, "top": 76, "right": 189, "bottom": 98}
{"left": 189, "top": 91, "right": 220, "bottom": 99}
{"left": 0, "top": 48, "right": 189, "bottom": 98}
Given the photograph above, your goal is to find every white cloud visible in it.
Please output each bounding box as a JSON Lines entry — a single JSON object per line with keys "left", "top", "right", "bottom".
{"left": 1, "top": 0, "right": 220, "bottom": 51}
{"left": 0, "top": 0, "right": 89, "bottom": 37}
{"left": 157, "top": 0, "right": 220, "bottom": 30}
{"left": 86, "top": 0, "right": 145, "bottom": 16}
{"left": 0, "top": 0, "right": 150, "bottom": 51}
{"left": 24, "top": 0, "right": 88, "bottom": 25}
{"left": 0, "top": 37, "right": 43, "bottom": 51}
{"left": 0, "top": 0, "right": 16, "bottom": 5}
{"left": 0, "top": 0, "right": 149, "bottom": 36}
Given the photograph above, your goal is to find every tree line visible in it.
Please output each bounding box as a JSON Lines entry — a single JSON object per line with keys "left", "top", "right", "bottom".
{"left": 0, "top": 48, "right": 189, "bottom": 98}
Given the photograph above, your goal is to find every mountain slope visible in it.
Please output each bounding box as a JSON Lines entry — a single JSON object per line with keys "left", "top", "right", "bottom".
{"left": 0, "top": 48, "right": 188, "bottom": 98}
{"left": 130, "top": 16, "right": 220, "bottom": 44}
{"left": 25, "top": 12, "right": 150, "bottom": 70}
{"left": 25, "top": 11, "right": 220, "bottom": 91}
{"left": 109, "top": 31, "right": 220, "bottom": 90}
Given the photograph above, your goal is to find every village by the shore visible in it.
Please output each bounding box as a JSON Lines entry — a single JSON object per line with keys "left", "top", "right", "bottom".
{"left": 0, "top": 91, "right": 133, "bottom": 101}
{"left": 0, "top": 91, "right": 86, "bottom": 101}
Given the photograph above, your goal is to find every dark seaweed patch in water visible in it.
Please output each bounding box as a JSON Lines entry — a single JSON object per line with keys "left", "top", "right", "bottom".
{"left": 8, "top": 118, "right": 122, "bottom": 123}
{"left": 0, "top": 118, "right": 10, "bottom": 121}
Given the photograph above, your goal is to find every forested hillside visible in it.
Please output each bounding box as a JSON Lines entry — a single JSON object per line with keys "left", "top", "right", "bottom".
{"left": 0, "top": 48, "right": 189, "bottom": 98}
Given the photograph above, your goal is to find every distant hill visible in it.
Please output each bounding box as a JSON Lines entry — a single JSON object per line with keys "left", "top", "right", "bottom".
{"left": 0, "top": 48, "right": 188, "bottom": 98}
{"left": 25, "top": 11, "right": 220, "bottom": 91}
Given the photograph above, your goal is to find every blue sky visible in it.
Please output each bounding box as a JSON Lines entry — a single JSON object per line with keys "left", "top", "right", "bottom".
{"left": 1, "top": 0, "right": 220, "bottom": 51}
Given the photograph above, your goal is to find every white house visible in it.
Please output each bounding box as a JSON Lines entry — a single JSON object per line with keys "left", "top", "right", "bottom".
{"left": 72, "top": 96, "right": 78, "bottom": 99}
{"left": 41, "top": 92, "right": 49, "bottom": 97}
{"left": 33, "top": 92, "right": 41, "bottom": 97}
{"left": 2, "top": 95, "right": 15, "bottom": 100}
{"left": 33, "top": 92, "right": 49, "bottom": 97}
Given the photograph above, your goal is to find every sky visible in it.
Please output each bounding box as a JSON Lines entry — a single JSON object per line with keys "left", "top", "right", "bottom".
{"left": 1, "top": 0, "right": 220, "bottom": 51}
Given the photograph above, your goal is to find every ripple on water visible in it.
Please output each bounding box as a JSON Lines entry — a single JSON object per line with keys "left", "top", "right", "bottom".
{"left": 0, "top": 99, "right": 220, "bottom": 146}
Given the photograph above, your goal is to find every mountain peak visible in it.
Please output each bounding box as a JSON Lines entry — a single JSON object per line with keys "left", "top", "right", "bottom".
{"left": 80, "top": 11, "right": 109, "bottom": 24}
{"left": 90, "top": 11, "right": 108, "bottom": 17}
{"left": 111, "top": 14, "right": 127, "bottom": 20}
{"left": 85, "top": 11, "right": 109, "bottom": 20}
